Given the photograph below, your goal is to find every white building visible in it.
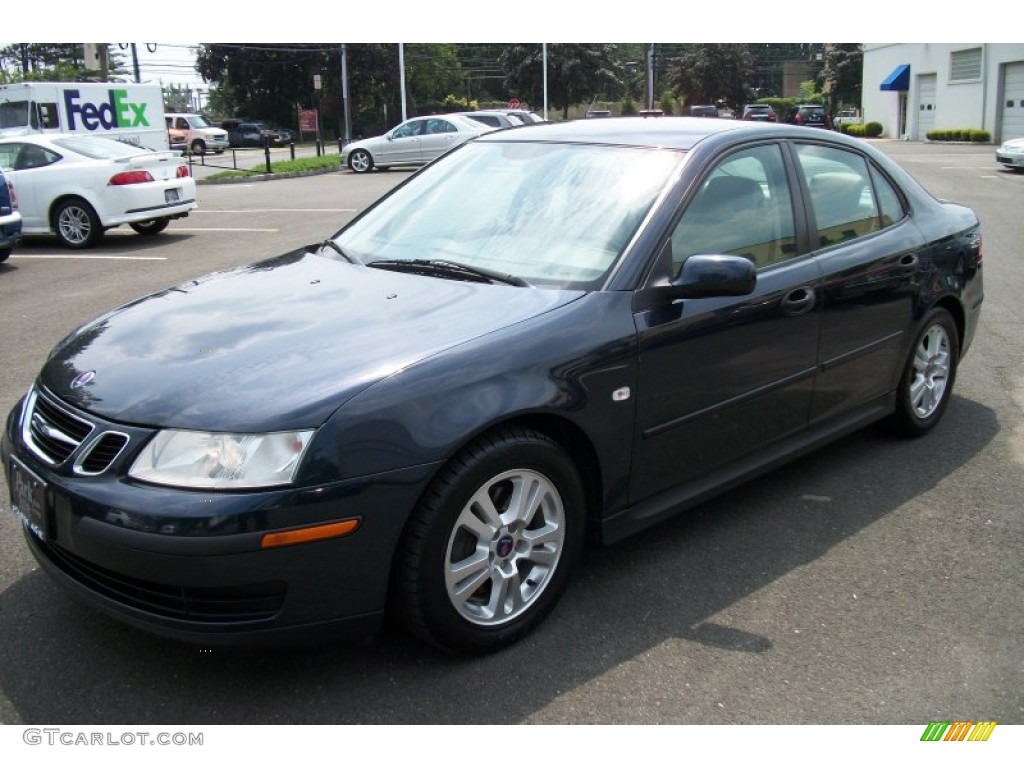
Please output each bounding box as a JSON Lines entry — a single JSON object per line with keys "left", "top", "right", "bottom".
{"left": 862, "top": 44, "right": 1024, "bottom": 142}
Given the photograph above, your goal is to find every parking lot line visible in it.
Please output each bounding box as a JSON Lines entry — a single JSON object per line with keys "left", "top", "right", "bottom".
{"left": 10, "top": 254, "right": 168, "bottom": 260}
{"left": 191, "top": 209, "right": 357, "bottom": 213}
{"left": 169, "top": 228, "right": 280, "bottom": 232}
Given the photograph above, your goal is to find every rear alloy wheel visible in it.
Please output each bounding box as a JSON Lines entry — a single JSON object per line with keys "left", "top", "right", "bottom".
{"left": 129, "top": 218, "right": 170, "bottom": 236}
{"left": 394, "top": 427, "right": 584, "bottom": 654}
{"left": 53, "top": 199, "right": 103, "bottom": 249}
{"left": 348, "top": 149, "right": 373, "bottom": 174}
{"left": 886, "top": 307, "right": 959, "bottom": 437}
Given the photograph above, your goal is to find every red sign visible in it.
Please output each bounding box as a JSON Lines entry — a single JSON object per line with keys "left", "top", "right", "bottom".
{"left": 298, "top": 109, "right": 317, "bottom": 133}
{"left": 507, "top": 98, "right": 521, "bottom": 110}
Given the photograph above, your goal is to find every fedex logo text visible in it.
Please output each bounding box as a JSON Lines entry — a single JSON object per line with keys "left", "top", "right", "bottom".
{"left": 920, "top": 720, "right": 997, "bottom": 742}
{"left": 64, "top": 89, "right": 150, "bottom": 131}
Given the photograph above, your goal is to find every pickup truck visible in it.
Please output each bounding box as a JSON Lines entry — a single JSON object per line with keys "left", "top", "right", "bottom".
{"left": 832, "top": 109, "right": 863, "bottom": 131}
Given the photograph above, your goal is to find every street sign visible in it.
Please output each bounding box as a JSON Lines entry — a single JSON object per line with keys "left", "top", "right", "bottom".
{"left": 299, "top": 110, "right": 318, "bottom": 133}
{"left": 507, "top": 97, "right": 521, "bottom": 109}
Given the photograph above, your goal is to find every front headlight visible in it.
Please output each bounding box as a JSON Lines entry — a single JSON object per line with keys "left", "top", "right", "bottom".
{"left": 129, "top": 429, "right": 314, "bottom": 489}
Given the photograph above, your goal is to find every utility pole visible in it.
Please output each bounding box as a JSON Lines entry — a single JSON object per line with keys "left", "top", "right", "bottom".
{"left": 399, "top": 43, "right": 407, "bottom": 123}
{"left": 340, "top": 44, "right": 351, "bottom": 144}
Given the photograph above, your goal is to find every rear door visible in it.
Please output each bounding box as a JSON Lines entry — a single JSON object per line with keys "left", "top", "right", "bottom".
{"left": 790, "top": 141, "right": 922, "bottom": 424}
{"left": 419, "top": 118, "right": 463, "bottom": 162}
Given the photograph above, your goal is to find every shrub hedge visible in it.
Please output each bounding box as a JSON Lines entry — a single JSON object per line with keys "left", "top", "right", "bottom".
{"left": 926, "top": 129, "right": 991, "bottom": 142}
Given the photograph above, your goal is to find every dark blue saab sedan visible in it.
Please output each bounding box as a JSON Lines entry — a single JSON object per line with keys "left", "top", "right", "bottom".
{"left": 2, "top": 118, "right": 983, "bottom": 654}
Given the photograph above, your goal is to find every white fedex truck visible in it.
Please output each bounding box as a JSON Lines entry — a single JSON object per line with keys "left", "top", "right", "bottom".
{"left": 0, "top": 82, "right": 169, "bottom": 151}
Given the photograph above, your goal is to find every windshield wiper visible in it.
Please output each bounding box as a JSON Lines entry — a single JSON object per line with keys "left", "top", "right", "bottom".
{"left": 366, "top": 259, "right": 531, "bottom": 287}
{"left": 318, "top": 239, "right": 359, "bottom": 264}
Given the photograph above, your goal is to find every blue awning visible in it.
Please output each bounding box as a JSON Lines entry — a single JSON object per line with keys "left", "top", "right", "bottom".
{"left": 880, "top": 64, "right": 910, "bottom": 92}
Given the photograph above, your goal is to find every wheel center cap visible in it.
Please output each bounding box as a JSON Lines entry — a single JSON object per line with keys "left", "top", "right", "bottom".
{"left": 495, "top": 534, "right": 515, "bottom": 559}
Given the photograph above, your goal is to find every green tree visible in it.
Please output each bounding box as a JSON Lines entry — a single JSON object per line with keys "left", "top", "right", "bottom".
{"left": 668, "top": 44, "right": 753, "bottom": 110}
{"left": 0, "top": 44, "right": 126, "bottom": 82}
{"left": 500, "top": 44, "right": 624, "bottom": 119}
{"left": 818, "top": 44, "right": 863, "bottom": 108}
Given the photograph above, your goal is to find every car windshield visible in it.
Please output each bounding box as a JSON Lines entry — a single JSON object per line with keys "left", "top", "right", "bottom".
{"left": 187, "top": 116, "right": 212, "bottom": 128}
{"left": 335, "top": 140, "right": 683, "bottom": 289}
{"left": 52, "top": 136, "right": 154, "bottom": 159}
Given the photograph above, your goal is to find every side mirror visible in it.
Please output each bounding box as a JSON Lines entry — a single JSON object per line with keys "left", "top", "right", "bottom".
{"left": 670, "top": 254, "right": 756, "bottom": 299}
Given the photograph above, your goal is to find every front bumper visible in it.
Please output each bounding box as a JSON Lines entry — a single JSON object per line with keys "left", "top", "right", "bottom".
{"left": 995, "top": 152, "right": 1024, "bottom": 168}
{"left": 3, "top": 389, "right": 439, "bottom": 646}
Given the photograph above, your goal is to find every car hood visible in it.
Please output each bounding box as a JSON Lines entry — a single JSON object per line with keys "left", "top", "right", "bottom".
{"left": 40, "top": 249, "right": 583, "bottom": 432}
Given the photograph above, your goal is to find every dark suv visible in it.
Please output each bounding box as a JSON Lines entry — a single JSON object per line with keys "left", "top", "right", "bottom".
{"left": 783, "top": 104, "right": 832, "bottom": 129}
{"left": 741, "top": 104, "right": 776, "bottom": 122}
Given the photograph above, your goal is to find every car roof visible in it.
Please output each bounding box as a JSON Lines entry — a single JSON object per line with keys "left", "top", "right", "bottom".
{"left": 474, "top": 116, "right": 756, "bottom": 151}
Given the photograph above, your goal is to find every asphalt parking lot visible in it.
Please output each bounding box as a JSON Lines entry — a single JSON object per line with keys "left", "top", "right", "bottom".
{"left": 0, "top": 140, "right": 1021, "bottom": 727}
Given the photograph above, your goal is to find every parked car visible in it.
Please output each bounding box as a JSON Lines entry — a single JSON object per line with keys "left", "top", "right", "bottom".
{"left": 167, "top": 125, "right": 188, "bottom": 152}
{"left": 995, "top": 137, "right": 1024, "bottom": 170}
{"left": 453, "top": 111, "right": 526, "bottom": 129}
{"left": 783, "top": 104, "right": 833, "bottom": 129}
{"left": 832, "top": 109, "right": 863, "bottom": 132}
{"left": 741, "top": 104, "right": 777, "bottom": 122}
{"left": 2, "top": 118, "right": 983, "bottom": 654}
{"left": 0, "top": 167, "right": 21, "bottom": 262}
{"left": 221, "top": 119, "right": 293, "bottom": 148}
{"left": 165, "top": 113, "right": 229, "bottom": 155}
{"left": 689, "top": 105, "right": 718, "bottom": 118}
{"left": 341, "top": 114, "right": 493, "bottom": 173}
{"left": 0, "top": 134, "right": 197, "bottom": 248}
{"left": 585, "top": 108, "right": 612, "bottom": 118}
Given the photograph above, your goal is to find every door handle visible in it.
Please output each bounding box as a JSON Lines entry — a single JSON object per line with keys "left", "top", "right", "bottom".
{"left": 781, "top": 285, "right": 816, "bottom": 315}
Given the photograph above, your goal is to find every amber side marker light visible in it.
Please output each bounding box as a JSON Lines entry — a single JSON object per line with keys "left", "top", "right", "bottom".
{"left": 261, "top": 518, "right": 361, "bottom": 549}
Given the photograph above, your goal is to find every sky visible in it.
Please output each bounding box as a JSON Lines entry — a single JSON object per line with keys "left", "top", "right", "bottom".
{"left": 123, "top": 43, "right": 205, "bottom": 91}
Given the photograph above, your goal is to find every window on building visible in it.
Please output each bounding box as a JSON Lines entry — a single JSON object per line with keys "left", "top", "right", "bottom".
{"left": 950, "top": 48, "right": 982, "bottom": 81}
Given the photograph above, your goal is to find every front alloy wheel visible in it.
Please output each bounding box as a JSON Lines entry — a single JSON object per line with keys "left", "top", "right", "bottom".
{"left": 394, "top": 427, "right": 584, "bottom": 654}
{"left": 445, "top": 468, "right": 566, "bottom": 627}
{"left": 348, "top": 149, "right": 373, "bottom": 173}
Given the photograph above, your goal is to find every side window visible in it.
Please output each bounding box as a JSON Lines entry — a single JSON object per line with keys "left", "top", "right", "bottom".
{"left": 795, "top": 144, "right": 881, "bottom": 247}
{"left": 175, "top": 118, "right": 189, "bottom": 130}
{"left": 392, "top": 121, "right": 422, "bottom": 139}
{"left": 0, "top": 144, "right": 21, "bottom": 169}
{"left": 426, "top": 119, "right": 457, "bottom": 134}
{"left": 37, "top": 103, "right": 60, "bottom": 129}
{"left": 669, "top": 143, "right": 796, "bottom": 273}
{"left": 869, "top": 165, "right": 906, "bottom": 227}
{"left": 15, "top": 144, "right": 59, "bottom": 170}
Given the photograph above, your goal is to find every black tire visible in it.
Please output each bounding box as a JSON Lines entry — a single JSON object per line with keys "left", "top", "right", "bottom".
{"left": 0, "top": 247, "right": 10, "bottom": 263}
{"left": 53, "top": 199, "right": 103, "bottom": 249}
{"left": 393, "top": 427, "right": 585, "bottom": 654}
{"left": 190, "top": 139, "right": 206, "bottom": 156}
{"left": 885, "top": 307, "right": 959, "bottom": 437}
{"left": 348, "top": 149, "right": 374, "bottom": 174}
{"left": 129, "top": 218, "right": 170, "bottom": 236}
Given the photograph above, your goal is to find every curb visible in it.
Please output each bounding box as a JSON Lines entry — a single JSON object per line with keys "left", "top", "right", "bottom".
{"left": 195, "top": 164, "right": 343, "bottom": 185}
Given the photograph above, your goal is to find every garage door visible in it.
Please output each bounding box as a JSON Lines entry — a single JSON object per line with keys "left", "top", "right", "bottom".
{"left": 1000, "top": 61, "right": 1024, "bottom": 142}
{"left": 916, "top": 74, "right": 936, "bottom": 140}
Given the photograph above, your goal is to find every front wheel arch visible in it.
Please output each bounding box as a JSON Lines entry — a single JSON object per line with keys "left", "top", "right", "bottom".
{"left": 390, "top": 425, "right": 587, "bottom": 654}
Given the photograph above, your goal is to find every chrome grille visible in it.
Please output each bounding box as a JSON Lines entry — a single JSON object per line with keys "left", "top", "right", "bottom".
{"left": 23, "top": 390, "right": 94, "bottom": 465}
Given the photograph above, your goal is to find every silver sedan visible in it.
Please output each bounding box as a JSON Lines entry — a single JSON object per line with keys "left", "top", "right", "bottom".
{"left": 341, "top": 114, "right": 494, "bottom": 173}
